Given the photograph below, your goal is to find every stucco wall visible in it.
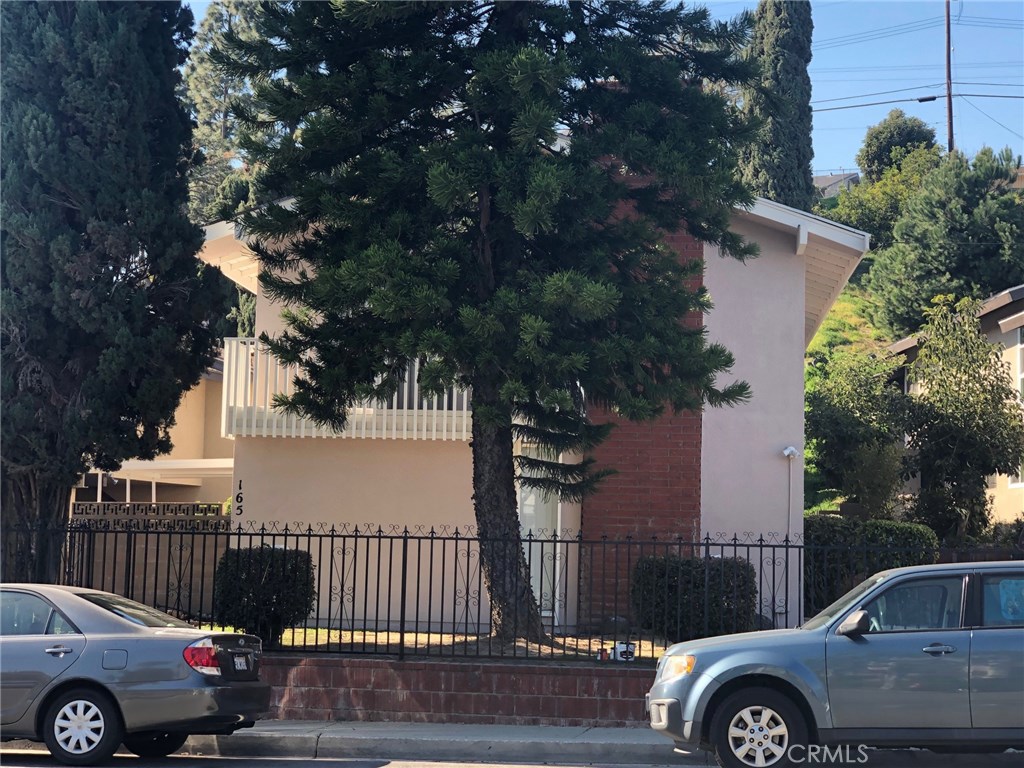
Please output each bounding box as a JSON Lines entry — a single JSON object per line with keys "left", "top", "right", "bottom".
{"left": 989, "top": 325, "right": 1024, "bottom": 523}
{"left": 232, "top": 437, "right": 475, "bottom": 529}
{"left": 701, "top": 218, "right": 806, "bottom": 540}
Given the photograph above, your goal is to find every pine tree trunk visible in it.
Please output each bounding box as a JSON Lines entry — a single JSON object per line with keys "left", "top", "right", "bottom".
{"left": 470, "top": 375, "right": 547, "bottom": 643}
{"left": 1, "top": 470, "right": 73, "bottom": 583}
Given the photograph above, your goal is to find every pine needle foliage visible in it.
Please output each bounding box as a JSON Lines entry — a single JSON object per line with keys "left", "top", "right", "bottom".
{"left": 218, "top": 0, "right": 758, "bottom": 639}
{"left": 1, "top": 1, "right": 224, "bottom": 580}
{"left": 739, "top": 0, "right": 815, "bottom": 211}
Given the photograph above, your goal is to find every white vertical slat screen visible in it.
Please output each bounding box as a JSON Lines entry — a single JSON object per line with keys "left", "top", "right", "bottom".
{"left": 220, "top": 338, "right": 471, "bottom": 441}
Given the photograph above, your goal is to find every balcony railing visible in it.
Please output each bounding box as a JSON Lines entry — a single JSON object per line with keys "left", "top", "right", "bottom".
{"left": 222, "top": 338, "right": 472, "bottom": 440}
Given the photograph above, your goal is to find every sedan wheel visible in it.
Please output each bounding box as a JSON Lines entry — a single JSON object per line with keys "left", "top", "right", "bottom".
{"left": 43, "top": 688, "right": 123, "bottom": 766}
{"left": 122, "top": 731, "right": 189, "bottom": 758}
{"left": 710, "top": 687, "right": 807, "bottom": 768}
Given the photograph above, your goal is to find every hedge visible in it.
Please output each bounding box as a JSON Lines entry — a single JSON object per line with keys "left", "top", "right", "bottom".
{"left": 632, "top": 555, "right": 758, "bottom": 642}
{"left": 803, "top": 515, "right": 939, "bottom": 617}
{"left": 214, "top": 545, "right": 316, "bottom": 647}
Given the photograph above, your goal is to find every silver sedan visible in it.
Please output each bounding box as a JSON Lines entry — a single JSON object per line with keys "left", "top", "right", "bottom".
{"left": 0, "top": 584, "right": 271, "bottom": 766}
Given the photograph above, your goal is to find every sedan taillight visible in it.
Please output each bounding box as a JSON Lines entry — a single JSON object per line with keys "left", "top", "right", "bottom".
{"left": 184, "top": 638, "right": 220, "bottom": 676}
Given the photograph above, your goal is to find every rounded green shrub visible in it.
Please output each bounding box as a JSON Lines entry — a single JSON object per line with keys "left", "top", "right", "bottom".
{"left": 803, "top": 515, "right": 939, "bottom": 617}
{"left": 632, "top": 555, "right": 757, "bottom": 642}
{"left": 214, "top": 546, "right": 316, "bottom": 647}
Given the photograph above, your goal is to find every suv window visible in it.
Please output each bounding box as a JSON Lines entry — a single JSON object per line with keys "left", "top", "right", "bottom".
{"left": 980, "top": 574, "right": 1024, "bottom": 627}
{"left": 862, "top": 576, "right": 963, "bottom": 633}
{"left": 0, "top": 591, "right": 79, "bottom": 636}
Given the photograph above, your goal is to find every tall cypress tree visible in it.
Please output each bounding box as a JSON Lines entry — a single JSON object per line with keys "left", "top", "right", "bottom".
{"left": 1, "top": 1, "right": 224, "bottom": 581}
{"left": 222, "top": 1, "right": 756, "bottom": 640}
{"left": 739, "top": 0, "right": 815, "bottom": 211}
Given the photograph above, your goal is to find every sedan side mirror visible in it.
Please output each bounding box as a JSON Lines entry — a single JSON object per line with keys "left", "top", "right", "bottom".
{"left": 837, "top": 609, "right": 871, "bottom": 637}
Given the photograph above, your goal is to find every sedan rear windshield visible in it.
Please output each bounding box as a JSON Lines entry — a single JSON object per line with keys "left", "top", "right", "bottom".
{"left": 79, "top": 593, "right": 194, "bottom": 628}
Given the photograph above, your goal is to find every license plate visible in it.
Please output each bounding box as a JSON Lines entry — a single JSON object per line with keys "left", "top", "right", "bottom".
{"left": 233, "top": 655, "right": 249, "bottom": 671}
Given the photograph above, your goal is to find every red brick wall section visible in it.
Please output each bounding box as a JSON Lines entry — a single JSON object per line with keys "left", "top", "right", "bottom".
{"left": 262, "top": 655, "right": 653, "bottom": 727}
{"left": 582, "top": 227, "right": 705, "bottom": 541}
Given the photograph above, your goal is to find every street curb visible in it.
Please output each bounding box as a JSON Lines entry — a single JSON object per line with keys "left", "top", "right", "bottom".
{"left": 185, "top": 726, "right": 709, "bottom": 765}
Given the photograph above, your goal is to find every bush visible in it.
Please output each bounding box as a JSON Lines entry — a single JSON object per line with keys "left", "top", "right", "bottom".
{"left": 803, "top": 515, "right": 938, "bottom": 617}
{"left": 214, "top": 546, "right": 316, "bottom": 647}
{"left": 632, "top": 555, "right": 757, "bottom": 642}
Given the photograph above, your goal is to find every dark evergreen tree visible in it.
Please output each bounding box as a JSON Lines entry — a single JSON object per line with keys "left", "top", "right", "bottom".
{"left": 222, "top": 0, "right": 756, "bottom": 640}
{"left": 184, "top": 1, "right": 262, "bottom": 337}
{"left": 855, "top": 108, "right": 936, "bottom": 183}
{"left": 183, "top": 0, "right": 260, "bottom": 225}
{"left": 738, "top": 0, "right": 815, "bottom": 211}
{"left": 1, "top": 1, "right": 224, "bottom": 581}
{"left": 869, "top": 147, "right": 1024, "bottom": 337}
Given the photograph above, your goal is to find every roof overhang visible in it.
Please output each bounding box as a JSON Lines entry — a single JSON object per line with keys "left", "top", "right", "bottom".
{"left": 111, "top": 458, "right": 234, "bottom": 485}
{"left": 199, "top": 220, "right": 259, "bottom": 293}
{"left": 890, "top": 284, "right": 1024, "bottom": 354}
{"left": 734, "top": 198, "right": 871, "bottom": 347}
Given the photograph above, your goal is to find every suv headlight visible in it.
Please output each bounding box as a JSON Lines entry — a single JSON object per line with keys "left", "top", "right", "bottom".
{"left": 660, "top": 654, "right": 696, "bottom": 680}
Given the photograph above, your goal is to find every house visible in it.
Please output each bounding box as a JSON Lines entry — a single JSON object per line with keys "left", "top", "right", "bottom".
{"left": 890, "top": 285, "right": 1024, "bottom": 523}
{"left": 193, "top": 200, "right": 868, "bottom": 628}
{"left": 813, "top": 172, "right": 860, "bottom": 200}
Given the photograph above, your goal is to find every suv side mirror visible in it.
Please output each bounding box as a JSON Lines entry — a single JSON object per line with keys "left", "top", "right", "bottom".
{"left": 837, "top": 609, "right": 871, "bottom": 637}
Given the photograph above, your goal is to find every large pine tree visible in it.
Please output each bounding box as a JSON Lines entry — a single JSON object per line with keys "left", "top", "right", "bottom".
{"left": 222, "top": 0, "right": 757, "bottom": 640}
{"left": 869, "top": 147, "right": 1024, "bottom": 338}
{"left": 739, "top": 0, "right": 815, "bottom": 211}
{"left": 1, "top": 1, "right": 224, "bottom": 581}
{"left": 183, "top": 0, "right": 261, "bottom": 225}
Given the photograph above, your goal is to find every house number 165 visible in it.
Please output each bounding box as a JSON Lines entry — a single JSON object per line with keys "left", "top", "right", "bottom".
{"left": 235, "top": 480, "right": 243, "bottom": 516}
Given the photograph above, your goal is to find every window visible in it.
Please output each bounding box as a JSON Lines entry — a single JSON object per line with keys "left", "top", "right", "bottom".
{"left": 862, "top": 576, "right": 964, "bottom": 632}
{"left": 0, "top": 591, "right": 78, "bottom": 636}
{"left": 980, "top": 574, "right": 1024, "bottom": 628}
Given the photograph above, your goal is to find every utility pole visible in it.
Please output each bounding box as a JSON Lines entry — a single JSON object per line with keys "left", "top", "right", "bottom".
{"left": 945, "top": 0, "right": 954, "bottom": 152}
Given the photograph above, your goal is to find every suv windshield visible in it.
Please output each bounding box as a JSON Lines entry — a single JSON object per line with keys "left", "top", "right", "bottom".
{"left": 79, "top": 593, "right": 194, "bottom": 628}
{"left": 801, "top": 574, "right": 888, "bottom": 630}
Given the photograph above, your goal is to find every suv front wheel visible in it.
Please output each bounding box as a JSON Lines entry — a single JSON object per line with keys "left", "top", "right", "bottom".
{"left": 709, "top": 687, "right": 808, "bottom": 768}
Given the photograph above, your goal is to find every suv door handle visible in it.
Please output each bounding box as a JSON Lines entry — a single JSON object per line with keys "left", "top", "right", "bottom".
{"left": 44, "top": 646, "right": 73, "bottom": 657}
{"left": 922, "top": 643, "right": 956, "bottom": 655}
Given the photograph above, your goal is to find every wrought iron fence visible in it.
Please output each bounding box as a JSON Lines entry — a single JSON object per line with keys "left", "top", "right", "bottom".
{"left": 2, "top": 516, "right": 1019, "bottom": 662}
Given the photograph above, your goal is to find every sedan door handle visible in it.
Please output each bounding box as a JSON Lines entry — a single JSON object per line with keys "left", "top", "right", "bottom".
{"left": 922, "top": 643, "right": 956, "bottom": 655}
{"left": 44, "top": 646, "right": 73, "bottom": 657}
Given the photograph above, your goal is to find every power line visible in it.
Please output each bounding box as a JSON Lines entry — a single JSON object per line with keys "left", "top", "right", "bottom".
{"left": 811, "top": 84, "right": 944, "bottom": 104}
{"left": 812, "top": 62, "right": 1023, "bottom": 73}
{"left": 811, "top": 16, "right": 1022, "bottom": 52}
{"left": 958, "top": 96, "right": 1024, "bottom": 140}
{"left": 953, "top": 93, "right": 1024, "bottom": 99}
{"left": 812, "top": 94, "right": 1023, "bottom": 113}
{"left": 812, "top": 96, "right": 942, "bottom": 113}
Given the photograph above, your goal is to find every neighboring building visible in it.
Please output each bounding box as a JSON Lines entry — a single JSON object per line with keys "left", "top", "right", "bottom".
{"left": 200, "top": 200, "right": 868, "bottom": 545}
{"left": 890, "top": 285, "right": 1024, "bottom": 523}
{"left": 813, "top": 172, "right": 860, "bottom": 200}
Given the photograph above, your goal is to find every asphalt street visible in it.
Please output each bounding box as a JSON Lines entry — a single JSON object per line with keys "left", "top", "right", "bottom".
{"left": 0, "top": 748, "right": 1015, "bottom": 768}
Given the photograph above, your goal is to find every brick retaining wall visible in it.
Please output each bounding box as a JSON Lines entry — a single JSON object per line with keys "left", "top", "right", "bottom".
{"left": 262, "top": 655, "right": 654, "bottom": 727}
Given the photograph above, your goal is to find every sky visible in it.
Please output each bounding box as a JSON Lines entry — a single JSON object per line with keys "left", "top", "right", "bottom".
{"left": 186, "top": 0, "right": 1024, "bottom": 175}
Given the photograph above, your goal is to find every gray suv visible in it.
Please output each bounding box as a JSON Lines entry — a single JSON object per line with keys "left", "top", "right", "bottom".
{"left": 646, "top": 561, "right": 1024, "bottom": 768}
